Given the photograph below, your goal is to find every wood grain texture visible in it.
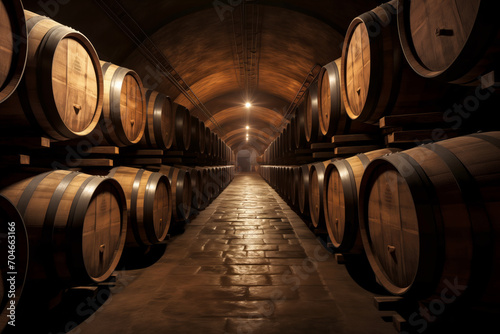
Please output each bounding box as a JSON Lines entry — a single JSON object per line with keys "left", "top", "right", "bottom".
{"left": 108, "top": 167, "right": 172, "bottom": 247}
{"left": 399, "top": 0, "right": 499, "bottom": 84}
{"left": 359, "top": 132, "right": 500, "bottom": 304}
{"left": 156, "top": 165, "right": 192, "bottom": 223}
{"left": 138, "top": 90, "right": 175, "bottom": 150}
{"left": 324, "top": 148, "right": 400, "bottom": 253}
{"left": 97, "top": 61, "right": 146, "bottom": 146}
{"left": 0, "top": 10, "right": 103, "bottom": 139}
{"left": 0, "top": 0, "right": 27, "bottom": 103}
{"left": 0, "top": 170, "right": 126, "bottom": 285}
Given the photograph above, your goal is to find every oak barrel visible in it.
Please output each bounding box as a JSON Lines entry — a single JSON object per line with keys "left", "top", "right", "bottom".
{"left": 341, "top": 0, "right": 446, "bottom": 124}
{"left": 298, "top": 164, "right": 313, "bottom": 216}
{"left": 156, "top": 166, "right": 192, "bottom": 223}
{"left": 189, "top": 116, "right": 200, "bottom": 152}
{"left": 98, "top": 61, "right": 146, "bottom": 147}
{"left": 171, "top": 103, "right": 191, "bottom": 151}
{"left": 108, "top": 167, "right": 172, "bottom": 247}
{"left": 324, "top": 148, "right": 399, "bottom": 253}
{"left": 205, "top": 127, "right": 212, "bottom": 157}
{"left": 308, "top": 159, "right": 335, "bottom": 228}
{"left": 359, "top": 132, "right": 500, "bottom": 308}
{"left": 175, "top": 165, "right": 205, "bottom": 212}
{"left": 138, "top": 90, "right": 175, "bottom": 150}
{"left": 293, "top": 105, "right": 307, "bottom": 149}
{"left": 0, "top": 10, "right": 103, "bottom": 140}
{"left": 0, "top": 170, "right": 127, "bottom": 285}
{"left": 0, "top": 195, "right": 28, "bottom": 332}
{"left": 397, "top": 0, "right": 500, "bottom": 85}
{"left": 318, "top": 58, "right": 376, "bottom": 136}
{"left": 304, "top": 80, "right": 323, "bottom": 143}
{"left": 198, "top": 120, "right": 206, "bottom": 155}
{"left": 0, "top": 0, "right": 27, "bottom": 103}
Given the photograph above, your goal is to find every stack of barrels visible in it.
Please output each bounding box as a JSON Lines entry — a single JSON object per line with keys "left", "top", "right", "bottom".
{"left": 260, "top": 0, "right": 500, "bottom": 323}
{"left": 0, "top": 3, "right": 235, "bottom": 318}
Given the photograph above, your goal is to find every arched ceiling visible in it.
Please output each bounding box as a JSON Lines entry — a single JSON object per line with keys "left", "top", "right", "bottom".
{"left": 23, "top": 0, "right": 380, "bottom": 154}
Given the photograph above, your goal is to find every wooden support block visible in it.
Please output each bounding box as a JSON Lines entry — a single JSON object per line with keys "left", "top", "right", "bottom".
{"left": 331, "top": 134, "right": 379, "bottom": 144}
{"left": 380, "top": 112, "right": 445, "bottom": 129}
{"left": 122, "top": 149, "right": 163, "bottom": 156}
{"left": 122, "top": 158, "right": 163, "bottom": 165}
{"left": 335, "top": 253, "right": 346, "bottom": 264}
{"left": 162, "top": 158, "right": 183, "bottom": 164}
{"left": 82, "top": 146, "right": 119, "bottom": 155}
{"left": 0, "top": 155, "right": 30, "bottom": 166}
{"left": 335, "top": 145, "right": 381, "bottom": 155}
{"left": 165, "top": 151, "right": 184, "bottom": 156}
{"left": 392, "top": 313, "right": 410, "bottom": 333}
{"left": 386, "top": 129, "right": 461, "bottom": 144}
{"left": 374, "top": 296, "right": 404, "bottom": 311}
{"left": 74, "top": 159, "right": 113, "bottom": 167}
{"left": 312, "top": 152, "right": 337, "bottom": 159}
{"left": 481, "top": 70, "right": 499, "bottom": 90}
{"left": 310, "top": 143, "right": 338, "bottom": 150}
{"left": 0, "top": 137, "right": 50, "bottom": 149}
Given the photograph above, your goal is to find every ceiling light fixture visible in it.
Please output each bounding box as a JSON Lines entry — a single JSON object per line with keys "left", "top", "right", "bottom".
{"left": 245, "top": 102, "right": 252, "bottom": 108}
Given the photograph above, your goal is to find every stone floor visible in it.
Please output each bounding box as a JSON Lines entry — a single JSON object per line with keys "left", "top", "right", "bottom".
{"left": 70, "top": 172, "right": 394, "bottom": 334}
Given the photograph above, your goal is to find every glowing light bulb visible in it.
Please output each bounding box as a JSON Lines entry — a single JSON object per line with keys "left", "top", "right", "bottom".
{"left": 246, "top": 126, "right": 250, "bottom": 130}
{"left": 245, "top": 102, "right": 252, "bottom": 108}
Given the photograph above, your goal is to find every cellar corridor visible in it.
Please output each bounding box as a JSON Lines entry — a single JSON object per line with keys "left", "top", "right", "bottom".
{"left": 69, "top": 173, "right": 393, "bottom": 334}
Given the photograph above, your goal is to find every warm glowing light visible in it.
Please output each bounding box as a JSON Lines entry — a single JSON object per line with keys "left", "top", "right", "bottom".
{"left": 245, "top": 102, "right": 252, "bottom": 108}
{"left": 246, "top": 137, "right": 249, "bottom": 141}
{"left": 246, "top": 126, "right": 250, "bottom": 130}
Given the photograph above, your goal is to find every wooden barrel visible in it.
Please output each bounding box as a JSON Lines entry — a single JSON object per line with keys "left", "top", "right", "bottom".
{"left": 98, "top": 61, "right": 146, "bottom": 147}
{"left": 341, "top": 0, "right": 446, "bottom": 124}
{"left": 304, "top": 80, "right": 323, "bottom": 143}
{"left": 318, "top": 58, "right": 377, "bottom": 136}
{"left": 108, "top": 167, "right": 172, "bottom": 247}
{"left": 324, "top": 148, "right": 400, "bottom": 253}
{"left": 198, "top": 120, "right": 206, "bottom": 155}
{"left": 359, "top": 132, "right": 500, "bottom": 307}
{"left": 157, "top": 166, "right": 192, "bottom": 223}
{"left": 138, "top": 90, "right": 174, "bottom": 150}
{"left": 286, "top": 122, "right": 295, "bottom": 153}
{"left": 0, "top": 195, "right": 28, "bottom": 332}
{"left": 398, "top": 0, "right": 500, "bottom": 85}
{"left": 0, "top": 170, "right": 127, "bottom": 285}
{"left": 308, "top": 159, "right": 335, "bottom": 228}
{"left": 0, "top": 10, "right": 103, "bottom": 140}
{"left": 293, "top": 105, "right": 307, "bottom": 149}
{"left": 0, "top": 0, "right": 27, "bottom": 103}
{"left": 205, "top": 167, "right": 220, "bottom": 200}
{"left": 175, "top": 165, "right": 205, "bottom": 212}
{"left": 298, "top": 164, "right": 313, "bottom": 216}
{"left": 189, "top": 116, "right": 200, "bottom": 152}
{"left": 171, "top": 103, "right": 191, "bottom": 151}
{"left": 205, "top": 127, "right": 212, "bottom": 157}
{"left": 195, "top": 166, "right": 211, "bottom": 205}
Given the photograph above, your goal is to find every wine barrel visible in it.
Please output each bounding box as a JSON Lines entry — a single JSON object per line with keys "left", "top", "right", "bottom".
{"left": 0, "top": 10, "right": 103, "bottom": 140}
{"left": 359, "top": 132, "right": 500, "bottom": 307}
{"left": 97, "top": 61, "right": 146, "bottom": 147}
{"left": 195, "top": 166, "right": 211, "bottom": 204}
{"left": 0, "top": 170, "right": 127, "bottom": 285}
{"left": 304, "top": 80, "right": 323, "bottom": 143}
{"left": 290, "top": 166, "right": 301, "bottom": 209}
{"left": 398, "top": 0, "right": 500, "bottom": 85}
{"left": 298, "top": 164, "right": 313, "bottom": 216}
{"left": 0, "top": 0, "right": 27, "bottom": 103}
{"left": 205, "top": 127, "right": 212, "bottom": 157}
{"left": 341, "top": 0, "right": 446, "bottom": 124}
{"left": 293, "top": 105, "right": 307, "bottom": 149}
{"left": 308, "top": 159, "right": 335, "bottom": 228}
{"left": 171, "top": 103, "right": 191, "bottom": 151}
{"left": 286, "top": 122, "right": 295, "bottom": 153}
{"left": 138, "top": 90, "right": 175, "bottom": 150}
{"left": 108, "top": 167, "right": 172, "bottom": 247}
{"left": 318, "top": 58, "right": 377, "bottom": 136}
{"left": 324, "top": 148, "right": 400, "bottom": 253}
{"left": 157, "top": 166, "right": 192, "bottom": 223}
{"left": 0, "top": 195, "right": 28, "bottom": 332}
{"left": 189, "top": 116, "right": 200, "bottom": 152}
{"left": 175, "top": 165, "right": 205, "bottom": 212}
{"left": 198, "top": 120, "right": 206, "bottom": 155}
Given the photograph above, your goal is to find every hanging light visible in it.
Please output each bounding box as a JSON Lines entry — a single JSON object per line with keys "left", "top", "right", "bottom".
{"left": 245, "top": 102, "right": 252, "bottom": 108}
